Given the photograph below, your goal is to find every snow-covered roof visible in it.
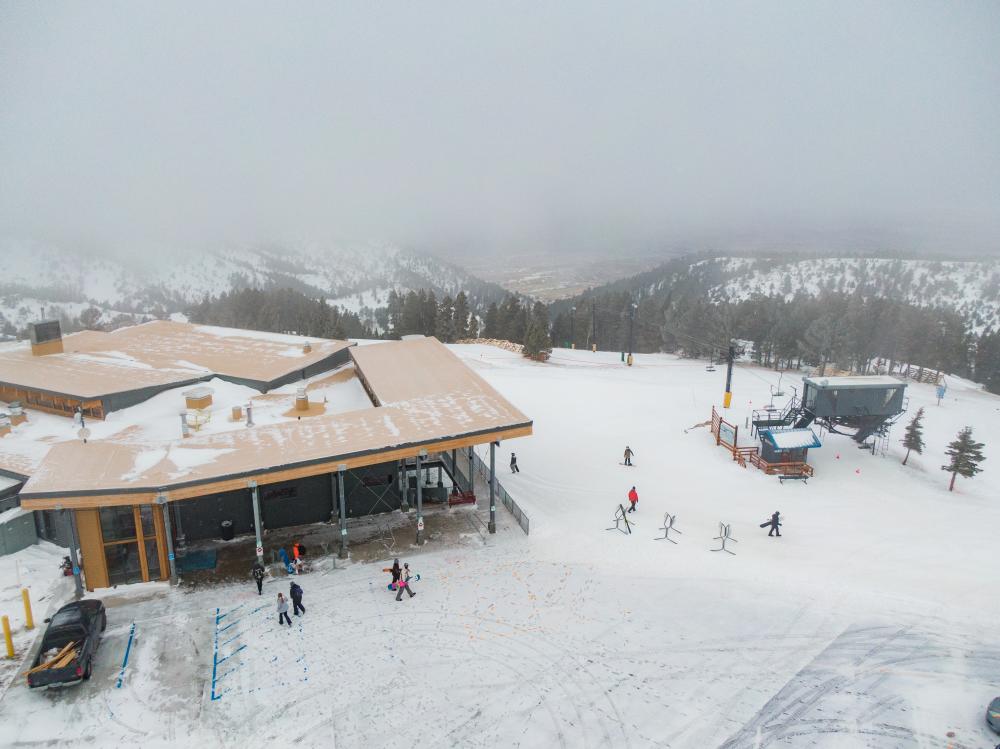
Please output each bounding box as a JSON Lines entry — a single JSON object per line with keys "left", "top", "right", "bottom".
{"left": 18, "top": 337, "right": 531, "bottom": 507}
{"left": 803, "top": 375, "right": 904, "bottom": 389}
{"left": 760, "top": 428, "right": 822, "bottom": 450}
{"left": 0, "top": 320, "right": 353, "bottom": 401}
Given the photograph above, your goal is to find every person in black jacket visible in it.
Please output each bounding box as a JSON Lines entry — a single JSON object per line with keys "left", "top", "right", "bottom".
{"left": 252, "top": 561, "right": 265, "bottom": 595}
{"left": 764, "top": 511, "right": 782, "bottom": 537}
{"left": 390, "top": 558, "right": 401, "bottom": 589}
{"left": 289, "top": 581, "right": 306, "bottom": 616}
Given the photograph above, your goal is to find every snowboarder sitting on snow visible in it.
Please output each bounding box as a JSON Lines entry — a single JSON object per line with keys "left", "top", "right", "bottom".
{"left": 510, "top": 452, "right": 520, "bottom": 473}
{"left": 290, "top": 581, "right": 306, "bottom": 616}
{"left": 396, "top": 563, "right": 416, "bottom": 601}
{"left": 761, "top": 511, "right": 781, "bottom": 537}
{"left": 276, "top": 593, "right": 292, "bottom": 627}
{"left": 252, "top": 561, "right": 265, "bottom": 595}
{"left": 627, "top": 486, "right": 639, "bottom": 513}
{"left": 623, "top": 446, "right": 634, "bottom": 466}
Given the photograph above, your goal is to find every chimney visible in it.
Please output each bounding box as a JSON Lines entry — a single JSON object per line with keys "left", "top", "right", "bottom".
{"left": 303, "top": 341, "right": 312, "bottom": 354}
{"left": 179, "top": 411, "right": 190, "bottom": 438}
{"left": 29, "top": 320, "right": 63, "bottom": 356}
{"left": 295, "top": 387, "right": 309, "bottom": 411}
{"left": 231, "top": 405, "right": 244, "bottom": 421}
{"left": 245, "top": 402, "right": 254, "bottom": 427}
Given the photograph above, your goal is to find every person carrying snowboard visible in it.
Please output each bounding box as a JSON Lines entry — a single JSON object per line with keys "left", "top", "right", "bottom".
{"left": 623, "top": 446, "right": 634, "bottom": 466}
{"left": 290, "top": 581, "right": 306, "bottom": 616}
{"left": 510, "top": 452, "right": 520, "bottom": 473}
{"left": 627, "top": 486, "right": 639, "bottom": 513}
{"left": 396, "top": 562, "right": 416, "bottom": 601}
{"left": 252, "top": 561, "right": 265, "bottom": 595}
{"left": 761, "top": 510, "right": 781, "bottom": 537}
{"left": 276, "top": 592, "right": 292, "bottom": 627}
{"left": 390, "top": 558, "right": 401, "bottom": 589}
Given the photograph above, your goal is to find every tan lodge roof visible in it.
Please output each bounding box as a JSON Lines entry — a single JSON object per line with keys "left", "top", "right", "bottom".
{"left": 0, "top": 321, "right": 353, "bottom": 400}
{"left": 19, "top": 337, "right": 532, "bottom": 507}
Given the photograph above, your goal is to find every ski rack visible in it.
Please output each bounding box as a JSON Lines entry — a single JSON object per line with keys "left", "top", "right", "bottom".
{"left": 606, "top": 504, "right": 633, "bottom": 535}
{"left": 711, "top": 522, "right": 738, "bottom": 555}
{"left": 655, "top": 512, "right": 682, "bottom": 543}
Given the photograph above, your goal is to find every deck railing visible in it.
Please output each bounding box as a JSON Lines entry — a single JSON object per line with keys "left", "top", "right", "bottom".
{"left": 440, "top": 449, "right": 530, "bottom": 536}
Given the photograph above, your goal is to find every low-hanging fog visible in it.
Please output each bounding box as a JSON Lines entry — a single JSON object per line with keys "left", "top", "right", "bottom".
{"left": 1, "top": 2, "right": 998, "bottom": 260}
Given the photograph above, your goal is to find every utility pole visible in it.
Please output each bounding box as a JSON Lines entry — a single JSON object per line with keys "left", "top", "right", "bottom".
{"left": 724, "top": 342, "right": 735, "bottom": 408}
{"left": 591, "top": 301, "right": 597, "bottom": 352}
{"left": 626, "top": 303, "right": 637, "bottom": 366}
{"left": 570, "top": 306, "right": 576, "bottom": 349}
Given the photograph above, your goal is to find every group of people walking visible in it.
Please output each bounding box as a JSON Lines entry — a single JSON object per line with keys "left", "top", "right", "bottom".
{"left": 276, "top": 581, "right": 306, "bottom": 627}
{"left": 389, "top": 558, "right": 417, "bottom": 601}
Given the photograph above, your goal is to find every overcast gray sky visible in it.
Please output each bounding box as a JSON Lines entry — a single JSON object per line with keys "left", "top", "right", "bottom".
{"left": 1, "top": 2, "right": 998, "bottom": 259}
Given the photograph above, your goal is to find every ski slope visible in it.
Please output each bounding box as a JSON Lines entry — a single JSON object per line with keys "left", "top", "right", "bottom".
{"left": 0, "top": 346, "right": 997, "bottom": 748}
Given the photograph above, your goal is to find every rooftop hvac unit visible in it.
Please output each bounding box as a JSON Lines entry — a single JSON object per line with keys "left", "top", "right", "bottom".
{"left": 183, "top": 386, "right": 214, "bottom": 411}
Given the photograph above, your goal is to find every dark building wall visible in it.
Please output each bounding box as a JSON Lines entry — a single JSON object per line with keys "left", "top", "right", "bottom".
{"left": 34, "top": 509, "right": 73, "bottom": 547}
{"left": 175, "top": 487, "right": 255, "bottom": 542}
{"left": 106, "top": 378, "right": 210, "bottom": 413}
{"left": 261, "top": 475, "right": 333, "bottom": 529}
{"left": 341, "top": 460, "right": 403, "bottom": 517}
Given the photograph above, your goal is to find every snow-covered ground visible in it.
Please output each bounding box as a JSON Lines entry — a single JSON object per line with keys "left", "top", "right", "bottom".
{"left": 0, "top": 542, "right": 74, "bottom": 696}
{"left": 0, "top": 346, "right": 997, "bottom": 748}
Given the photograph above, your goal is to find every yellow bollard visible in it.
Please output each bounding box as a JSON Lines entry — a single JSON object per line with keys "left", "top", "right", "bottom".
{"left": 723, "top": 391, "right": 733, "bottom": 408}
{"left": 22, "top": 589, "right": 33, "bottom": 630}
{"left": 2, "top": 615, "right": 13, "bottom": 659}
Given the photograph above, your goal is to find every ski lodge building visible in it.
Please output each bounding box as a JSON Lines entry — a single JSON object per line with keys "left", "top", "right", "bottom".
{"left": 0, "top": 321, "right": 531, "bottom": 590}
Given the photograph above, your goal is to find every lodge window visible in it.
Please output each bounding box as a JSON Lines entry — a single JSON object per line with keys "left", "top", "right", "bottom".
{"left": 100, "top": 505, "right": 137, "bottom": 541}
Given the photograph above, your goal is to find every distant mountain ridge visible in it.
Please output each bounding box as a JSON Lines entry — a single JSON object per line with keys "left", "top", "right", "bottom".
{"left": 0, "top": 242, "right": 512, "bottom": 334}
{"left": 559, "top": 254, "right": 1000, "bottom": 333}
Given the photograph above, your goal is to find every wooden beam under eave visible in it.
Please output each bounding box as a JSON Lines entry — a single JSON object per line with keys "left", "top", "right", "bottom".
{"left": 17, "top": 424, "right": 532, "bottom": 509}
{"left": 19, "top": 492, "right": 158, "bottom": 511}
{"left": 165, "top": 424, "right": 533, "bottom": 500}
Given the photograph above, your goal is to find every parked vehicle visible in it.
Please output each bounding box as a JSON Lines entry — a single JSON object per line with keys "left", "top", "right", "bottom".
{"left": 987, "top": 695, "right": 1000, "bottom": 734}
{"left": 25, "top": 600, "right": 106, "bottom": 688}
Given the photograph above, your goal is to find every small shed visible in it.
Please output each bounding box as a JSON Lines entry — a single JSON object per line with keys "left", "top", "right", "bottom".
{"left": 801, "top": 376, "right": 906, "bottom": 418}
{"left": 758, "top": 428, "right": 821, "bottom": 464}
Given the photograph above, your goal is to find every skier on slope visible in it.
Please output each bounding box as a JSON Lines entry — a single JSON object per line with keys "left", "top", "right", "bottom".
{"left": 290, "top": 581, "right": 306, "bottom": 616}
{"left": 760, "top": 511, "right": 782, "bottom": 537}
{"left": 276, "top": 593, "right": 292, "bottom": 627}
{"left": 252, "top": 561, "right": 265, "bottom": 595}
{"left": 396, "top": 563, "right": 417, "bottom": 601}
{"left": 627, "top": 486, "right": 639, "bottom": 513}
{"left": 623, "top": 446, "right": 634, "bottom": 466}
{"left": 510, "top": 452, "right": 520, "bottom": 473}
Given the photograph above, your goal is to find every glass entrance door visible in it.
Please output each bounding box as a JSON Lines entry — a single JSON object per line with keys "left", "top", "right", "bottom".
{"left": 100, "top": 505, "right": 162, "bottom": 585}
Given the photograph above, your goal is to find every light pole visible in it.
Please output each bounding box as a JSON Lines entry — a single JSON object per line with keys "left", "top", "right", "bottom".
{"left": 570, "top": 306, "right": 576, "bottom": 349}
{"left": 626, "top": 303, "right": 637, "bottom": 366}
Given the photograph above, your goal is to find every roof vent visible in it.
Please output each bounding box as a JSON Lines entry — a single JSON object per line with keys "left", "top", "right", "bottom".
{"left": 29, "top": 320, "right": 63, "bottom": 356}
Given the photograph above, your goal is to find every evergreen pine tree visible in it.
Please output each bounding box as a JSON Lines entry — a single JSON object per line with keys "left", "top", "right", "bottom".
{"left": 452, "top": 292, "right": 470, "bottom": 340}
{"left": 901, "top": 407, "right": 925, "bottom": 466}
{"left": 483, "top": 303, "right": 500, "bottom": 338}
{"left": 941, "top": 426, "right": 986, "bottom": 491}
{"left": 522, "top": 304, "right": 552, "bottom": 360}
{"left": 435, "top": 295, "right": 456, "bottom": 342}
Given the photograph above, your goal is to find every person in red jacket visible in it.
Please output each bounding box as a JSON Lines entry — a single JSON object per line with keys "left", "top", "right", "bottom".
{"left": 627, "top": 486, "right": 638, "bottom": 513}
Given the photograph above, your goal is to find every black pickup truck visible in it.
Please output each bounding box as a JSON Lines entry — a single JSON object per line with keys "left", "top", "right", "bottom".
{"left": 26, "top": 600, "right": 106, "bottom": 689}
